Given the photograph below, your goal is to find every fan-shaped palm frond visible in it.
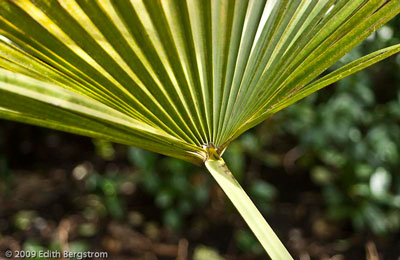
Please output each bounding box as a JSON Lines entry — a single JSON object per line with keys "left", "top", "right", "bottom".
{"left": 1, "top": 1, "right": 399, "bottom": 259}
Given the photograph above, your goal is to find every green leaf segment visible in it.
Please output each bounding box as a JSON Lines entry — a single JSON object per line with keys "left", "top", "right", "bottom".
{"left": 1, "top": 1, "right": 399, "bottom": 259}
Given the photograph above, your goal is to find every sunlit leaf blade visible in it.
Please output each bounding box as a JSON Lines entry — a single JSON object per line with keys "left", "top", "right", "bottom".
{"left": 0, "top": 69, "right": 205, "bottom": 164}
{"left": 1, "top": 1, "right": 399, "bottom": 258}
{"left": 1, "top": 0, "right": 399, "bottom": 156}
{"left": 265, "top": 43, "right": 400, "bottom": 119}
{"left": 228, "top": 43, "right": 400, "bottom": 145}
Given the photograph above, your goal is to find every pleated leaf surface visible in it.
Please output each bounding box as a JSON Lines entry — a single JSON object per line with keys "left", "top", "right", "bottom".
{"left": 1, "top": 0, "right": 400, "bottom": 164}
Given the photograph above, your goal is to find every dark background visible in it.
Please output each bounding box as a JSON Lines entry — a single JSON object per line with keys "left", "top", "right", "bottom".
{"left": 0, "top": 17, "right": 400, "bottom": 260}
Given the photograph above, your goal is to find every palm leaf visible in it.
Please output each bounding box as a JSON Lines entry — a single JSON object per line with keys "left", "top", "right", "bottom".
{"left": 1, "top": 1, "right": 399, "bottom": 259}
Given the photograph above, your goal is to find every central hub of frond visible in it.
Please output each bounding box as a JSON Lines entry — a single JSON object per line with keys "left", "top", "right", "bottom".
{"left": 202, "top": 143, "right": 221, "bottom": 161}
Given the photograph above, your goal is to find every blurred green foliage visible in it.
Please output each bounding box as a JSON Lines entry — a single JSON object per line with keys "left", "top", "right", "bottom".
{"left": 193, "top": 245, "right": 226, "bottom": 260}
{"left": 0, "top": 127, "right": 9, "bottom": 193}
{"left": 277, "top": 19, "right": 400, "bottom": 235}
{"left": 127, "top": 147, "right": 210, "bottom": 230}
